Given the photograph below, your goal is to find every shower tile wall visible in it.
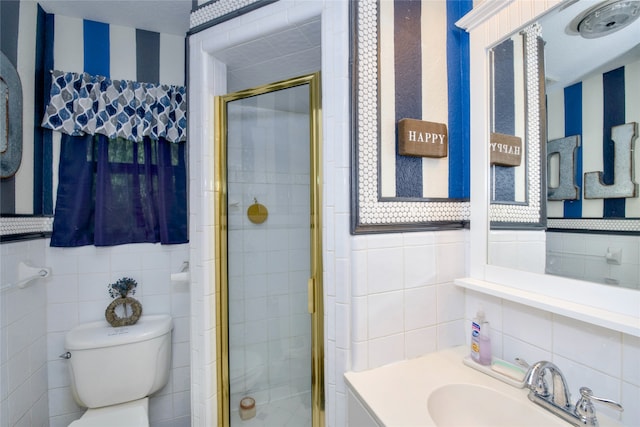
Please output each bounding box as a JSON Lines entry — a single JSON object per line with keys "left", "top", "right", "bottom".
{"left": 227, "top": 104, "right": 311, "bottom": 409}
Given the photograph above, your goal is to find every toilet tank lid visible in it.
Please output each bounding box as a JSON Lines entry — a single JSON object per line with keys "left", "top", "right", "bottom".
{"left": 65, "top": 314, "right": 173, "bottom": 350}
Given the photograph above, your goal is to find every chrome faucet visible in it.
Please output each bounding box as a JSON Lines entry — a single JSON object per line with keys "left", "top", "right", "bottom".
{"left": 524, "top": 361, "right": 623, "bottom": 427}
{"left": 524, "top": 361, "right": 572, "bottom": 407}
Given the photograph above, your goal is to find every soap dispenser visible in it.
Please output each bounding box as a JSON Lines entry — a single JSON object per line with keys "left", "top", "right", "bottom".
{"left": 470, "top": 310, "right": 492, "bottom": 365}
{"left": 478, "top": 317, "right": 492, "bottom": 365}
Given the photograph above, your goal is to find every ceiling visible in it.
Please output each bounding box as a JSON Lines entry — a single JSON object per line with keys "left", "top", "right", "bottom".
{"left": 215, "top": 18, "right": 321, "bottom": 93}
{"left": 541, "top": 0, "right": 640, "bottom": 93}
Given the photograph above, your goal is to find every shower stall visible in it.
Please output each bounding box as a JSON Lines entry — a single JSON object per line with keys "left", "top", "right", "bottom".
{"left": 215, "top": 73, "right": 324, "bottom": 427}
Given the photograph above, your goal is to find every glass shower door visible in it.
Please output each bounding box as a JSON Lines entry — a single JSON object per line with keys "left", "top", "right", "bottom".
{"left": 224, "top": 82, "right": 313, "bottom": 426}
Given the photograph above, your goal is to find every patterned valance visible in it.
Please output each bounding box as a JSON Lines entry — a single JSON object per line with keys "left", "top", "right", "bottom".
{"left": 42, "top": 70, "right": 187, "bottom": 143}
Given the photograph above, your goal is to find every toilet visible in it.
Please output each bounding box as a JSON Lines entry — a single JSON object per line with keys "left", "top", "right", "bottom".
{"left": 64, "top": 314, "right": 173, "bottom": 427}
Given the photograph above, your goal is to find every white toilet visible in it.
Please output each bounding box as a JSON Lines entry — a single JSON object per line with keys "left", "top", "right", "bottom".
{"left": 64, "top": 314, "right": 173, "bottom": 427}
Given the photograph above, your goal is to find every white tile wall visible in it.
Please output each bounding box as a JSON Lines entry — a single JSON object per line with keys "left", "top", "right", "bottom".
{"left": 1, "top": 240, "right": 49, "bottom": 427}
{"left": 188, "top": 1, "right": 471, "bottom": 425}
{"left": 490, "top": 229, "right": 640, "bottom": 290}
{"left": 189, "top": 2, "right": 640, "bottom": 427}
{"left": 488, "top": 230, "right": 546, "bottom": 274}
{"left": 44, "top": 242, "right": 190, "bottom": 427}
{"left": 546, "top": 232, "right": 640, "bottom": 289}
{"left": 349, "top": 231, "right": 467, "bottom": 373}
{"left": 5, "top": 3, "right": 636, "bottom": 427}
{"left": 465, "top": 289, "right": 640, "bottom": 426}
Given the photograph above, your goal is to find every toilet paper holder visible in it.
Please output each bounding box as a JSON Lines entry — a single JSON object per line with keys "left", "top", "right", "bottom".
{"left": 0, "top": 261, "right": 51, "bottom": 292}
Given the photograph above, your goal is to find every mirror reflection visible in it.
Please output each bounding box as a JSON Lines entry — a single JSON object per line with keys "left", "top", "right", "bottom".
{"left": 488, "top": 0, "right": 640, "bottom": 290}
{"left": 489, "top": 33, "right": 527, "bottom": 205}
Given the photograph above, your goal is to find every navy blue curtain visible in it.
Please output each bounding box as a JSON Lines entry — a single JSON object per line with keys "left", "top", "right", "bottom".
{"left": 51, "top": 134, "right": 187, "bottom": 247}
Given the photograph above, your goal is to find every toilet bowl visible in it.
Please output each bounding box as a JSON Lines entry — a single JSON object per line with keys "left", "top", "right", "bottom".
{"left": 68, "top": 398, "right": 148, "bottom": 427}
{"left": 64, "top": 314, "right": 173, "bottom": 426}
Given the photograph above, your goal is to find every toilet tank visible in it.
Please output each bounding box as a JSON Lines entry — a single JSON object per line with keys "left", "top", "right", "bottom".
{"left": 65, "top": 314, "right": 173, "bottom": 409}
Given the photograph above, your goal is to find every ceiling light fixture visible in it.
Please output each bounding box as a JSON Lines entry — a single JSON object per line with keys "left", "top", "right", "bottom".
{"left": 568, "top": 0, "right": 640, "bottom": 38}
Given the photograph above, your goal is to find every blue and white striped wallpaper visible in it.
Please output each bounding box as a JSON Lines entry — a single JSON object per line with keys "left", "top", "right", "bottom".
{"left": 0, "top": 1, "right": 185, "bottom": 215}
{"left": 547, "top": 59, "right": 640, "bottom": 220}
{"left": 53, "top": 16, "right": 185, "bottom": 85}
{"left": 379, "top": 0, "right": 470, "bottom": 200}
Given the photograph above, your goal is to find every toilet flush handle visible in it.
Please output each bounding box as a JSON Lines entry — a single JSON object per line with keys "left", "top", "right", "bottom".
{"left": 59, "top": 351, "right": 71, "bottom": 359}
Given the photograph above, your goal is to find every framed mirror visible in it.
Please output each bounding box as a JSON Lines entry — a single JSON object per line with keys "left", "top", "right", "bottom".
{"left": 350, "top": 0, "right": 471, "bottom": 233}
{"left": 487, "top": 0, "right": 640, "bottom": 288}
{"left": 458, "top": 0, "right": 639, "bottom": 336}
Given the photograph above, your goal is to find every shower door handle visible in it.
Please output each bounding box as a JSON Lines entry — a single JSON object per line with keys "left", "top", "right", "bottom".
{"left": 307, "top": 278, "right": 315, "bottom": 314}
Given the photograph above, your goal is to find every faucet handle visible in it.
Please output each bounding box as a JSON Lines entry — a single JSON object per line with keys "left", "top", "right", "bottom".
{"left": 575, "top": 387, "right": 623, "bottom": 426}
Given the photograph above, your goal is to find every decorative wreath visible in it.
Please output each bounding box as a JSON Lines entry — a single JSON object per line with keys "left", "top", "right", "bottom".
{"left": 105, "top": 277, "right": 142, "bottom": 327}
{"left": 105, "top": 297, "right": 142, "bottom": 327}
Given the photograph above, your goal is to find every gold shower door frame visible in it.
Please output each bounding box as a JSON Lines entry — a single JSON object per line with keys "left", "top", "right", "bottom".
{"left": 214, "top": 72, "right": 324, "bottom": 427}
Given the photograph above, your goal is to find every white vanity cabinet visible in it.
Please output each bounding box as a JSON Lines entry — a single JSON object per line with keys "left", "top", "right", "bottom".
{"left": 347, "top": 388, "right": 382, "bottom": 427}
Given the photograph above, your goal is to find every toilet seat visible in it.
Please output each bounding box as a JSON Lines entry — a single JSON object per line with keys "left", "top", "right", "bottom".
{"left": 68, "top": 398, "right": 149, "bottom": 427}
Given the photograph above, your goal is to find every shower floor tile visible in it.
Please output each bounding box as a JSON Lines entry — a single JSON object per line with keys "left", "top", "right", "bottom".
{"left": 230, "top": 391, "right": 312, "bottom": 427}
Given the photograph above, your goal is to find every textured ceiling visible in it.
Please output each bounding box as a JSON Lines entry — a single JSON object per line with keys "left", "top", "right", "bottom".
{"left": 215, "top": 18, "right": 322, "bottom": 93}
{"left": 541, "top": 0, "right": 640, "bottom": 93}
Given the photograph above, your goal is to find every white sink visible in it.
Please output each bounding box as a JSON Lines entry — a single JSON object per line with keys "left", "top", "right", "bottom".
{"left": 427, "top": 383, "right": 566, "bottom": 427}
{"left": 344, "top": 346, "right": 624, "bottom": 427}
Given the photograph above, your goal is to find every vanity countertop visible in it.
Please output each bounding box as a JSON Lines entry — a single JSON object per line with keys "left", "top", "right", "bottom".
{"left": 344, "top": 346, "right": 623, "bottom": 427}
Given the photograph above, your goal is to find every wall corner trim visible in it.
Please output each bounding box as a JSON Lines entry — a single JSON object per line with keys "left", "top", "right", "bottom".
{"left": 455, "top": 0, "right": 515, "bottom": 32}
